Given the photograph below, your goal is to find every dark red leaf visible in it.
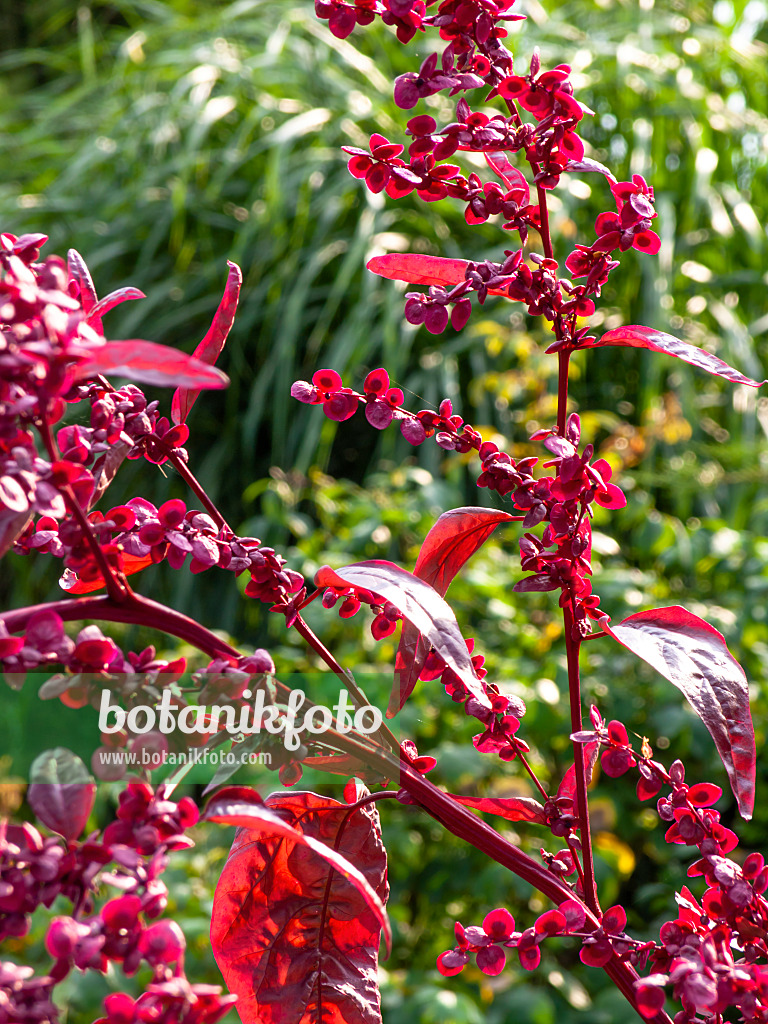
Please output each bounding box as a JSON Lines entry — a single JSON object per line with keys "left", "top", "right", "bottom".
{"left": 172, "top": 261, "right": 242, "bottom": 424}
{"left": 368, "top": 254, "right": 506, "bottom": 296}
{"left": 450, "top": 794, "right": 547, "bottom": 824}
{"left": 602, "top": 606, "right": 756, "bottom": 818}
{"left": 74, "top": 340, "right": 230, "bottom": 390}
{"left": 208, "top": 787, "right": 389, "bottom": 1024}
{"left": 585, "top": 326, "right": 766, "bottom": 388}
{"left": 316, "top": 561, "right": 492, "bottom": 715}
{"left": 27, "top": 748, "right": 96, "bottom": 841}
{"left": 392, "top": 508, "right": 520, "bottom": 717}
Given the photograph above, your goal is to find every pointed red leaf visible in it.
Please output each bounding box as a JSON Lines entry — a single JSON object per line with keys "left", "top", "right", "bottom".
{"left": 450, "top": 794, "right": 547, "bottom": 824}
{"left": 557, "top": 739, "right": 601, "bottom": 798}
{"left": 316, "top": 560, "right": 491, "bottom": 714}
{"left": 392, "top": 508, "right": 520, "bottom": 717}
{"left": 27, "top": 748, "right": 96, "bottom": 841}
{"left": 367, "top": 253, "right": 469, "bottom": 288}
{"left": 208, "top": 787, "right": 389, "bottom": 1024}
{"left": 172, "top": 261, "right": 242, "bottom": 424}
{"left": 85, "top": 286, "right": 145, "bottom": 333}
{"left": 367, "top": 254, "right": 514, "bottom": 296}
{"left": 584, "top": 326, "right": 766, "bottom": 388}
{"left": 74, "top": 340, "right": 230, "bottom": 390}
{"left": 602, "top": 606, "right": 755, "bottom": 818}
{"left": 67, "top": 249, "right": 97, "bottom": 314}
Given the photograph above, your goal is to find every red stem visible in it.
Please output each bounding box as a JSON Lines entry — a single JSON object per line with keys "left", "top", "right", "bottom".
{"left": 564, "top": 605, "right": 600, "bottom": 915}
{"left": 0, "top": 594, "right": 240, "bottom": 661}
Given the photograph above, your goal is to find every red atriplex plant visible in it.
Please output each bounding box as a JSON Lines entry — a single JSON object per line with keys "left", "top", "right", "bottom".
{"left": 1, "top": 3, "right": 766, "bottom": 1024}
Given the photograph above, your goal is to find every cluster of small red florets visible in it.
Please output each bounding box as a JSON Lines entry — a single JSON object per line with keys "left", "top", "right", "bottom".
{"left": 436, "top": 899, "right": 633, "bottom": 977}
{"left": 0, "top": 782, "right": 235, "bottom": 1024}
{"left": 293, "top": 371, "right": 623, "bottom": 631}
{"left": 573, "top": 708, "right": 768, "bottom": 1022}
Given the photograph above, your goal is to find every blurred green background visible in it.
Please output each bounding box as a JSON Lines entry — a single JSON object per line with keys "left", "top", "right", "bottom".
{"left": 3, "top": 0, "right": 768, "bottom": 1020}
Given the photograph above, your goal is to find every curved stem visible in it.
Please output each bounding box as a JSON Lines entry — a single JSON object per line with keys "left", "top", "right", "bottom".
{"left": 0, "top": 594, "right": 240, "bottom": 661}
{"left": 165, "top": 449, "right": 230, "bottom": 532}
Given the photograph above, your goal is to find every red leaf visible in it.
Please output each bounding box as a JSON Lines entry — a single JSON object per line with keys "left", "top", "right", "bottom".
{"left": 316, "top": 560, "right": 492, "bottom": 715}
{"left": 392, "top": 508, "right": 520, "bottom": 717}
{"left": 367, "top": 254, "right": 518, "bottom": 299}
{"left": 208, "top": 787, "right": 389, "bottom": 1024}
{"left": 85, "top": 287, "right": 145, "bottom": 334}
{"left": 450, "top": 794, "right": 547, "bottom": 824}
{"left": 602, "top": 606, "right": 756, "bottom": 818}
{"left": 172, "top": 261, "right": 242, "bottom": 424}
{"left": 367, "top": 253, "right": 469, "bottom": 288}
{"left": 584, "top": 326, "right": 766, "bottom": 388}
{"left": 557, "top": 739, "right": 601, "bottom": 798}
{"left": 59, "top": 552, "right": 153, "bottom": 594}
{"left": 74, "top": 340, "right": 230, "bottom": 390}
{"left": 67, "top": 249, "right": 97, "bottom": 314}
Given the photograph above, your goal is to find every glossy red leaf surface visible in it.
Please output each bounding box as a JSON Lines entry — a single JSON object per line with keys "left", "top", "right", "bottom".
{"left": 172, "top": 261, "right": 242, "bottom": 424}
{"left": 316, "top": 560, "right": 491, "bottom": 714}
{"left": 585, "top": 326, "right": 766, "bottom": 388}
{"left": 603, "top": 606, "right": 756, "bottom": 818}
{"left": 367, "top": 253, "right": 511, "bottom": 298}
{"left": 74, "top": 340, "right": 230, "bottom": 390}
{"left": 450, "top": 793, "right": 547, "bottom": 824}
{"left": 27, "top": 748, "right": 96, "bottom": 841}
{"left": 367, "top": 253, "right": 468, "bottom": 287}
{"left": 392, "top": 508, "right": 520, "bottom": 717}
{"left": 208, "top": 787, "right": 389, "bottom": 1024}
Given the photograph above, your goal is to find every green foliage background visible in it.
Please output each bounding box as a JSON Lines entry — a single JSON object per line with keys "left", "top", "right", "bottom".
{"left": 2, "top": 0, "right": 768, "bottom": 1020}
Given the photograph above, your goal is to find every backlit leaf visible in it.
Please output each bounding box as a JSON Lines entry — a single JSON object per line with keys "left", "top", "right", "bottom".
{"left": 450, "top": 793, "right": 547, "bottom": 824}
{"left": 74, "top": 340, "right": 230, "bottom": 390}
{"left": 392, "top": 508, "right": 519, "bottom": 717}
{"left": 208, "top": 786, "right": 389, "bottom": 1024}
{"left": 602, "top": 606, "right": 755, "bottom": 818}
{"left": 316, "top": 560, "right": 491, "bottom": 714}
{"left": 172, "top": 261, "right": 242, "bottom": 424}
{"left": 585, "top": 326, "right": 766, "bottom": 388}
